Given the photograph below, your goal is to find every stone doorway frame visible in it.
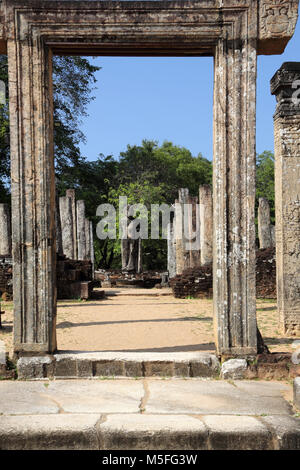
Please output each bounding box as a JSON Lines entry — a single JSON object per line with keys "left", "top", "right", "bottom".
{"left": 0, "top": 0, "right": 298, "bottom": 357}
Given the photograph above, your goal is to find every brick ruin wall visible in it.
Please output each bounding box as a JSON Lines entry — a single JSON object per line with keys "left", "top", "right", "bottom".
{"left": 170, "top": 248, "right": 276, "bottom": 299}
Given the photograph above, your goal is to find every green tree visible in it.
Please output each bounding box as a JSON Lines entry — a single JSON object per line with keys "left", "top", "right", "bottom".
{"left": 0, "top": 55, "right": 100, "bottom": 202}
{"left": 104, "top": 140, "right": 213, "bottom": 270}
{"left": 256, "top": 150, "right": 275, "bottom": 223}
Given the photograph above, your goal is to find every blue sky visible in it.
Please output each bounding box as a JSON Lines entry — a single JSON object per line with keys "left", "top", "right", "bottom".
{"left": 79, "top": 17, "right": 300, "bottom": 162}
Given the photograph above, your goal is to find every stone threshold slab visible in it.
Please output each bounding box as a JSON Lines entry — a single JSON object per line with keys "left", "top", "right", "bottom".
{"left": 0, "top": 413, "right": 299, "bottom": 450}
{"left": 17, "top": 351, "right": 220, "bottom": 380}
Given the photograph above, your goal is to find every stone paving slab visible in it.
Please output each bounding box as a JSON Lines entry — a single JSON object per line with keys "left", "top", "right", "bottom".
{"left": 0, "top": 379, "right": 299, "bottom": 450}
{"left": 0, "top": 380, "right": 143, "bottom": 415}
{"left": 144, "top": 379, "right": 292, "bottom": 416}
{"left": 0, "top": 381, "right": 60, "bottom": 415}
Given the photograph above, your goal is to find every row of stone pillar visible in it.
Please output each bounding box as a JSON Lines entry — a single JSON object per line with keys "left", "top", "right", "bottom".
{"left": 0, "top": 203, "right": 11, "bottom": 257}
{"left": 168, "top": 190, "right": 277, "bottom": 278}
{"left": 57, "top": 189, "right": 94, "bottom": 268}
{"left": 1, "top": 191, "right": 94, "bottom": 267}
{"left": 258, "top": 197, "right": 275, "bottom": 250}
{"left": 168, "top": 185, "right": 213, "bottom": 278}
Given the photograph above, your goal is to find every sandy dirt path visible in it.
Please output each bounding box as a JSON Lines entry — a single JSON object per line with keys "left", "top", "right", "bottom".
{"left": 0, "top": 289, "right": 297, "bottom": 356}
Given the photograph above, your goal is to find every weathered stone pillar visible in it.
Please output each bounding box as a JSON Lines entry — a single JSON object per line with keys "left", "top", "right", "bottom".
{"left": 66, "top": 189, "right": 77, "bottom": 259}
{"left": 55, "top": 190, "right": 63, "bottom": 256}
{"left": 137, "top": 237, "right": 142, "bottom": 274}
{"left": 175, "top": 195, "right": 184, "bottom": 275}
{"left": 175, "top": 188, "right": 200, "bottom": 274}
{"left": 77, "top": 200, "right": 87, "bottom": 260}
{"left": 121, "top": 238, "right": 129, "bottom": 271}
{"left": 167, "top": 221, "right": 176, "bottom": 278}
{"left": 271, "top": 62, "right": 300, "bottom": 336}
{"left": 213, "top": 36, "right": 258, "bottom": 356}
{"left": 85, "top": 218, "right": 91, "bottom": 261}
{"left": 8, "top": 38, "right": 57, "bottom": 354}
{"left": 258, "top": 197, "right": 273, "bottom": 249}
{"left": 199, "top": 185, "right": 213, "bottom": 265}
{"left": 89, "top": 221, "right": 95, "bottom": 276}
{"left": 0, "top": 204, "right": 11, "bottom": 257}
{"left": 60, "top": 196, "right": 75, "bottom": 260}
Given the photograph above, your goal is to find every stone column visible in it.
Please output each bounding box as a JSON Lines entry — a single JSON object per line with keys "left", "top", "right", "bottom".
{"left": 137, "top": 237, "right": 142, "bottom": 274}
{"left": 77, "top": 200, "right": 87, "bottom": 260}
{"left": 55, "top": 190, "right": 63, "bottom": 255}
{"left": 8, "top": 39, "right": 57, "bottom": 354}
{"left": 85, "top": 218, "right": 91, "bottom": 260}
{"left": 175, "top": 188, "right": 200, "bottom": 274}
{"left": 66, "top": 189, "right": 77, "bottom": 259}
{"left": 175, "top": 196, "right": 184, "bottom": 275}
{"left": 167, "top": 221, "right": 176, "bottom": 278}
{"left": 271, "top": 62, "right": 300, "bottom": 336}
{"left": 258, "top": 197, "right": 273, "bottom": 249}
{"left": 59, "top": 196, "right": 74, "bottom": 260}
{"left": 121, "top": 238, "right": 129, "bottom": 271}
{"left": 213, "top": 37, "right": 258, "bottom": 356}
{"left": 89, "top": 221, "right": 95, "bottom": 277}
{"left": 199, "top": 185, "right": 213, "bottom": 265}
{"left": 0, "top": 204, "right": 11, "bottom": 257}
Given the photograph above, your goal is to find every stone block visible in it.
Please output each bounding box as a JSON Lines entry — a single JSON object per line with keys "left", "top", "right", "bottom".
{"left": 0, "top": 414, "right": 100, "bottom": 450}
{"left": 17, "top": 356, "right": 53, "bottom": 380}
{"left": 98, "top": 414, "right": 208, "bottom": 450}
{"left": 294, "top": 377, "right": 300, "bottom": 409}
{"left": 221, "top": 359, "right": 247, "bottom": 379}
{"left": 124, "top": 361, "right": 143, "bottom": 377}
{"left": 94, "top": 360, "right": 125, "bottom": 377}
{"left": 174, "top": 362, "right": 190, "bottom": 377}
{"left": 190, "top": 354, "right": 219, "bottom": 377}
{"left": 143, "top": 361, "right": 174, "bottom": 377}
{"left": 54, "top": 355, "right": 77, "bottom": 377}
{"left": 80, "top": 281, "right": 92, "bottom": 300}
{"left": 203, "top": 415, "right": 274, "bottom": 450}
{"left": 76, "top": 359, "right": 93, "bottom": 378}
{"left": 262, "top": 415, "right": 300, "bottom": 450}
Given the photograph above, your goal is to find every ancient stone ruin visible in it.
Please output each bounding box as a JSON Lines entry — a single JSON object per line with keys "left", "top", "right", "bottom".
{"left": 168, "top": 186, "right": 213, "bottom": 277}
{"left": 0, "top": 190, "right": 97, "bottom": 301}
{"left": 271, "top": 62, "right": 300, "bottom": 336}
{"left": 0, "top": 0, "right": 298, "bottom": 357}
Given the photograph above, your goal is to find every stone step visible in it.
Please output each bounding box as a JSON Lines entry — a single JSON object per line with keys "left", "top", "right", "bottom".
{"left": 0, "top": 378, "right": 299, "bottom": 450}
{"left": 16, "top": 351, "right": 300, "bottom": 380}
{"left": 17, "top": 352, "right": 221, "bottom": 380}
{"left": 1, "top": 413, "right": 300, "bottom": 450}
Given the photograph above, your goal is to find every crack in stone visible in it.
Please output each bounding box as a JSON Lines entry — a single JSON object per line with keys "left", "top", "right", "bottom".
{"left": 139, "top": 379, "right": 150, "bottom": 414}
{"left": 95, "top": 414, "right": 107, "bottom": 450}
{"left": 39, "top": 394, "right": 65, "bottom": 414}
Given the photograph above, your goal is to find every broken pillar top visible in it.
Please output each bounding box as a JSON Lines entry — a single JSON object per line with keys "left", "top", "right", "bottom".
{"left": 271, "top": 62, "right": 300, "bottom": 117}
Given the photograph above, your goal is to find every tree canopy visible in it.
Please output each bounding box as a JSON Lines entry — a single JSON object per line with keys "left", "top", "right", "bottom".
{"left": 0, "top": 55, "right": 100, "bottom": 202}
{"left": 0, "top": 53, "right": 276, "bottom": 270}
